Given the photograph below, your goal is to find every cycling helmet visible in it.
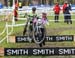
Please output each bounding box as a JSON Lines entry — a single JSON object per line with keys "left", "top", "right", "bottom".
{"left": 32, "top": 7, "right": 36, "bottom": 11}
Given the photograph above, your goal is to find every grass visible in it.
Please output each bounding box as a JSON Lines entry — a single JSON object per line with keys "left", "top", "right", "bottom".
{"left": 4, "top": 56, "right": 75, "bottom": 58}
{"left": 0, "top": 14, "right": 75, "bottom": 58}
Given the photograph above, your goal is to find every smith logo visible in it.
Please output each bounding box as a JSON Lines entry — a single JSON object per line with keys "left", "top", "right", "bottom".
{"left": 15, "top": 35, "right": 73, "bottom": 43}
{"left": 4, "top": 47, "right": 75, "bottom": 56}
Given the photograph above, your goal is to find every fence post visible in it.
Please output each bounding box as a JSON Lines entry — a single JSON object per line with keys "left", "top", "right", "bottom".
{"left": 6, "top": 22, "right": 9, "bottom": 43}
{"left": 74, "top": 35, "right": 75, "bottom": 41}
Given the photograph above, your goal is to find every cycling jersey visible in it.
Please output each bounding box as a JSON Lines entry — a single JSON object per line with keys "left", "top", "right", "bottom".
{"left": 28, "top": 12, "right": 37, "bottom": 17}
{"left": 27, "top": 12, "right": 39, "bottom": 23}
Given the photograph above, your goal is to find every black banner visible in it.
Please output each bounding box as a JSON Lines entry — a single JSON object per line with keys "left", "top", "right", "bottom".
{"left": 15, "top": 35, "right": 74, "bottom": 43}
{"left": 4, "top": 47, "right": 75, "bottom": 56}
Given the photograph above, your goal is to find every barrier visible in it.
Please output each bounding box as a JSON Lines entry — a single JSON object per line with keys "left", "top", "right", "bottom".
{"left": 0, "top": 17, "right": 75, "bottom": 43}
{"left": 7, "top": 35, "right": 74, "bottom": 43}
{"left": 4, "top": 47, "right": 75, "bottom": 56}
{"left": 0, "top": 9, "right": 13, "bottom": 21}
{"left": 0, "top": 0, "right": 14, "bottom": 43}
{"left": 2, "top": 47, "right": 75, "bottom": 56}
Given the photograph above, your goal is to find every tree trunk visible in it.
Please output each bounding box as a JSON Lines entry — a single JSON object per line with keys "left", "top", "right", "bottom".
{"left": 10, "top": 0, "right": 13, "bottom": 6}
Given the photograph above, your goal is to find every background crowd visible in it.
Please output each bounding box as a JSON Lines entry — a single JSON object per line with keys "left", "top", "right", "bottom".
{"left": 53, "top": 1, "right": 72, "bottom": 24}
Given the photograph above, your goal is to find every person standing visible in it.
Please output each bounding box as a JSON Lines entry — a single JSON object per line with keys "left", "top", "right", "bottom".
{"left": 62, "top": 1, "right": 67, "bottom": 23}
{"left": 14, "top": 0, "right": 18, "bottom": 21}
{"left": 53, "top": 2, "right": 61, "bottom": 23}
{"left": 14, "top": 7, "right": 18, "bottom": 21}
{"left": 62, "top": 1, "right": 72, "bottom": 24}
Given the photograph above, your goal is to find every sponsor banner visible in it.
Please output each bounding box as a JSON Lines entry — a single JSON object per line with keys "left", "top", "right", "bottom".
{"left": 15, "top": 35, "right": 73, "bottom": 43}
{"left": 4, "top": 47, "right": 75, "bottom": 56}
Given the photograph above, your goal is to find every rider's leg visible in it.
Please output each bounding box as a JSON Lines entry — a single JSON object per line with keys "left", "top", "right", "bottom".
{"left": 41, "top": 28, "right": 44, "bottom": 38}
{"left": 28, "top": 23, "right": 33, "bottom": 42}
{"left": 23, "top": 24, "right": 27, "bottom": 35}
{"left": 29, "top": 24, "right": 33, "bottom": 32}
{"left": 42, "top": 40, "right": 45, "bottom": 45}
{"left": 33, "top": 23, "right": 37, "bottom": 36}
{"left": 42, "top": 28, "right": 46, "bottom": 45}
{"left": 39, "top": 43, "right": 42, "bottom": 47}
{"left": 41, "top": 28, "right": 45, "bottom": 46}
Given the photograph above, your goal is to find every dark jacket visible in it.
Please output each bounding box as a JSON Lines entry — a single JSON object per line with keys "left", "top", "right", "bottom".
{"left": 14, "top": 9, "right": 18, "bottom": 17}
{"left": 64, "top": 4, "right": 71, "bottom": 14}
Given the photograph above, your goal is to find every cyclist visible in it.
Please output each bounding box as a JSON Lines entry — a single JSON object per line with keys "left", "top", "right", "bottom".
{"left": 23, "top": 7, "right": 47, "bottom": 47}
{"left": 23, "top": 7, "right": 37, "bottom": 36}
{"left": 34, "top": 12, "right": 48, "bottom": 47}
{"left": 38, "top": 12, "right": 48, "bottom": 47}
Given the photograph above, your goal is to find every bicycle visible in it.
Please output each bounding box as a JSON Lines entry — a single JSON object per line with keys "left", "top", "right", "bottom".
{"left": 33, "top": 18, "right": 46, "bottom": 47}
{"left": 23, "top": 15, "right": 46, "bottom": 47}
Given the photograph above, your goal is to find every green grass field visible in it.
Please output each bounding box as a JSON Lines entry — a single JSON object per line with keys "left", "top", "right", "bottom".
{"left": 0, "top": 14, "right": 75, "bottom": 58}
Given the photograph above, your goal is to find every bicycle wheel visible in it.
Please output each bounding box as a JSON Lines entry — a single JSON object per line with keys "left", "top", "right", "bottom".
{"left": 33, "top": 24, "right": 46, "bottom": 44}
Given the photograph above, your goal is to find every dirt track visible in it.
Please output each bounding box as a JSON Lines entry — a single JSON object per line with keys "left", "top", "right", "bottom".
{"left": 8, "top": 26, "right": 75, "bottom": 48}
{"left": 12, "top": 26, "right": 75, "bottom": 36}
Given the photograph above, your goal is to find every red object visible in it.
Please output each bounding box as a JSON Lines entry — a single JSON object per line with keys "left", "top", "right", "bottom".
{"left": 15, "top": 0, "right": 19, "bottom": 8}
{"left": 14, "top": 0, "right": 18, "bottom": 21}
{"left": 15, "top": 3, "right": 19, "bottom": 8}
{"left": 14, "top": 9, "right": 18, "bottom": 17}
{"left": 53, "top": 4, "right": 61, "bottom": 14}
{"left": 62, "top": 3, "right": 67, "bottom": 13}
{"left": 14, "top": 9, "right": 18, "bottom": 21}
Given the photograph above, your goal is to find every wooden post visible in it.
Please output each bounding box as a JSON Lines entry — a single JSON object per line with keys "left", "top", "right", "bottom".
{"left": 8, "top": 36, "right": 16, "bottom": 43}
{"left": 74, "top": 35, "right": 75, "bottom": 41}
{"left": 0, "top": 48, "right": 4, "bottom": 56}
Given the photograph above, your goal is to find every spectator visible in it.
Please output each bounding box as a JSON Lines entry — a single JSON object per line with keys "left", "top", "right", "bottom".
{"left": 14, "top": 1, "right": 18, "bottom": 21}
{"left": 62, "top": 1, "right": 72, "bottom": 24}
{"left": 62, "top": 1, "right": 68, "bottom": 23}
{"left": 53, "top": 2, "right": 61, "bottom": 23}
{"left": 14, "top": 7, "right": 18, "bottom": 21}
